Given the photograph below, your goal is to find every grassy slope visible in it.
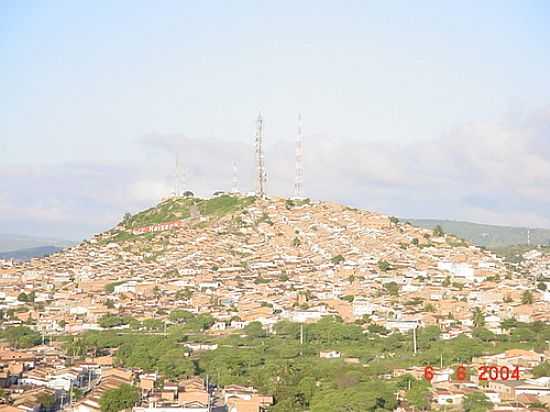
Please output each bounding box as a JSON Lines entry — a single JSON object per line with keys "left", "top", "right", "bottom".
{"left": 122, "top": 195, "right": 256, "bottom": 229}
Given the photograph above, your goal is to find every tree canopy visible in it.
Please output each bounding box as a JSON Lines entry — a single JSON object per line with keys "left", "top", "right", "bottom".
{"left": 100, "top": 384, "right": 140, "bottom": 412}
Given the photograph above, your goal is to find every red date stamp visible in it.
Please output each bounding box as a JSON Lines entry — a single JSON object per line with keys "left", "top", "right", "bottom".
{"left": 478, "top": 365, "right": 520, "bottom": 381}
{"left": 423, "top": 365, "right": 520, "bottom": 382}
{"left": 424, "top": 365, "right": 467, "bottom": 382}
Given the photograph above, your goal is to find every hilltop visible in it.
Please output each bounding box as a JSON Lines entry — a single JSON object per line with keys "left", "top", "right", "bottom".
{"left": 31, "top": 194, "right": 494, "bottom": 279}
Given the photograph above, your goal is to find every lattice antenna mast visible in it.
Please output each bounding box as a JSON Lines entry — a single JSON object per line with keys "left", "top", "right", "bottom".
{"left": 174, "top": 154, "right": 186, "bottom": 197}
{"left": 232, "top": 161, "right": 239, "bottom": 193}
{"left": 255, "top": 113, "right": 266, "bottom": 197}
{"left": 294, "top": 113, "right": 304, "bottom": 198}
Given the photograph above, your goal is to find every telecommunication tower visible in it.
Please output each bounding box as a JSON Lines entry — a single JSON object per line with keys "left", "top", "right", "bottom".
{"left": 255, "top": 113, "right": 266, "bottom": 197}
{"left": 294, "top": 114, "right": 304, "bottom": 198}
{"left": 173, "top": 154, "right": 185, "bottom": 197}
{"left": 232, "top": 161, "right": 239, "bottom": 193}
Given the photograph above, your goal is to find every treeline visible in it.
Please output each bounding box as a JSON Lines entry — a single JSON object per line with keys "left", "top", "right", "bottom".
{"left": 56, "top": 314, "right": 550, "bottom": 411}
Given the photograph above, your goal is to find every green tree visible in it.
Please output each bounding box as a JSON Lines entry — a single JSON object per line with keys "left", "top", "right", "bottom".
{"left": 175, "top": 288, "right": 193, "bottom": 300}
{"left": 244, "top": 321, "right": 266, "bottom": 338}
{"left": 522, "top": 290, "right": 534, "bottom": 304}
{"left": 98, "top": 315, "right": 132, "bottom": 329}
{"left": 122, "top": 212, "right": 132, "bottom": 225}
{"left": 537, "top": 281, "right": 547, "bottom": 291}
{"left": 433, "top": 225, "right": 444, "bottom": 237}
{"left": 169, "top": 309, "right": 194, "bottom": 323}
{"left": 310, "top": 381, "right": 397, "bottom": 412}
{"left": 472, "top": 327, "right": 495, "bottom": 342}
{"left": 424, "top": 303, "right": 436, "bottom": 312}
{"left": 406, "top": 381, "right": 431, "bottom": 410}
{"left": 532, "top": 361, "right": 550, "bottom": 378}
{"left": 296, "top": 376, "right": 316, "bottom": 408}
{"left": 17, "top": 292, "right": 29, "bottom": 302}
{"left": 37, "top": 393, "right": 56, "bottom": 411}
{"left": 501, "top": 318, "right": 518, "bottom": 330}
{"left": 1, "top": 325, "right": 41, "bottom": 348}
{"left": 99, "top": 384, "right": 140, "bottom": 412}
{"left": 384, "top": 281, "right": 399, "bottom": 296}
{"left": 378, "top": 260, "right": 391, "bottom": 272}
{"left": 472, "top": 308, "right": 485, "bottom": 328}
{"left": 331, "top": 255, "right": 345, "bottom": 265}
{"left": 463, "top": 391, "right": 492, "bottom": 412}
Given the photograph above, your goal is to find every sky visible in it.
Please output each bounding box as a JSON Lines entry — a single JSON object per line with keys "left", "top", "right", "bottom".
{"left": 1, "top": 0, "right": 550, "bottom": 240}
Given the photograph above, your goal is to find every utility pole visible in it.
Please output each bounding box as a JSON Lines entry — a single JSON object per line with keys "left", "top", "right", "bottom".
{"left": 413, "top": 326, "right": 418, "bottom": 354}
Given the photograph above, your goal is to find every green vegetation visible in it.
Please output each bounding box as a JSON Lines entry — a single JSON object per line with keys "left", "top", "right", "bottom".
{"left": 122, "top": 195, "right": 256, "bottom": 229}
{"left": 98, "top": 314, "right": 134, "bottom": 329}
{"left": 104, "top": 281, "right": 126, "bottom": 293}
{"left": 463, "top": 391, "right": 492, "bottom": 412}
{"left": 383, "top": 281, "right": 400, "bottom": 296}
{"left": 533, "top": 361, "right": 550, "bottom": 378}
{"left": 407, "top": 218, "right": 550, "bottom": 248}
{"left": 17, "top": 291, "right": 35, "bottom": 303}
{"left": 489, "top": 244, "right": 550, "bottom": 264}
{"left": 377, "top": 260, "right": 391, "bottom": 272}
{"left": 285, "top": 198, "right": 311, "bottom": 209}
{"left": 522, "top": 290, "right": 534, "bottom": 304}
{"left": 37, "top": 393, "right": 56, "bottom": 411}
{"left": 56, "top": 316, "right": 550, "bottom": 411}
{"left": 331, "top": 255, "right": 345, "bottom": 265}
{"left": 0, "top": 326, "right": 42, "bottom": 348}
{"left": 406, "top": 379, "right": 431, "bottom": 410}
{"left": 432, "top": 224, "right": 444, "bottom": 237}
{"left": 472, "top": 307, "right": 485, "bottom": 328}
{"left": 99, "top": 384, "right": 140, "bottom": 412}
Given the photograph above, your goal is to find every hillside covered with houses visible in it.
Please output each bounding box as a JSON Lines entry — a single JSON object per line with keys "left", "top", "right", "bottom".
{"left": 0, "top": 194, "right": 549, "bottom": 411}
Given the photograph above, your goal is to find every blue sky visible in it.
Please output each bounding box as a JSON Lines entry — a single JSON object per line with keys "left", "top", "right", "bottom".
{"left": 1, "top": 1, "right": 550, "bottom": 239}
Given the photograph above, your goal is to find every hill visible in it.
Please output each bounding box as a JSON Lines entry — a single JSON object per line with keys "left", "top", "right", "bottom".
{"left": 0, "top": 233, "right": 75, "bottom": 253}
{"left": 0, "top": 245, "right": 64, "bottom": 261}
{"left": 10, "top": 194, "right": 506, "bottom": 301}
{"left": 405, "top": 218, "right": 550, "bottom": 248}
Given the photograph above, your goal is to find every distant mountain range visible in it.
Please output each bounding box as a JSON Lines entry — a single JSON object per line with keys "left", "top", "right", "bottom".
{"left": 0, "top": 234, "right": 75, "bottom": 253}
{"left": 406, "top": 219, "right": 550, "bottom": 248}
{"left": 0, "top": 234, "right": 75, "bottom": 261}
{"left": 0, "top": 246, "right": 65, "bottom": 261}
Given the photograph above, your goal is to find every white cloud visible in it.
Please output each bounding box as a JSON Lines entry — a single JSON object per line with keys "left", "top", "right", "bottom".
{"left": 1, "top": 107, "right": 550, "bottom": 238}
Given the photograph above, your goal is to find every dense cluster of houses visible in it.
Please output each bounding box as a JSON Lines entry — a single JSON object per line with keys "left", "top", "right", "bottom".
{"left": 0, "top": 345, "right": 272, "bottom": 412}
{"left": 0, "top": 196, "right": 549, "bottom": 410}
